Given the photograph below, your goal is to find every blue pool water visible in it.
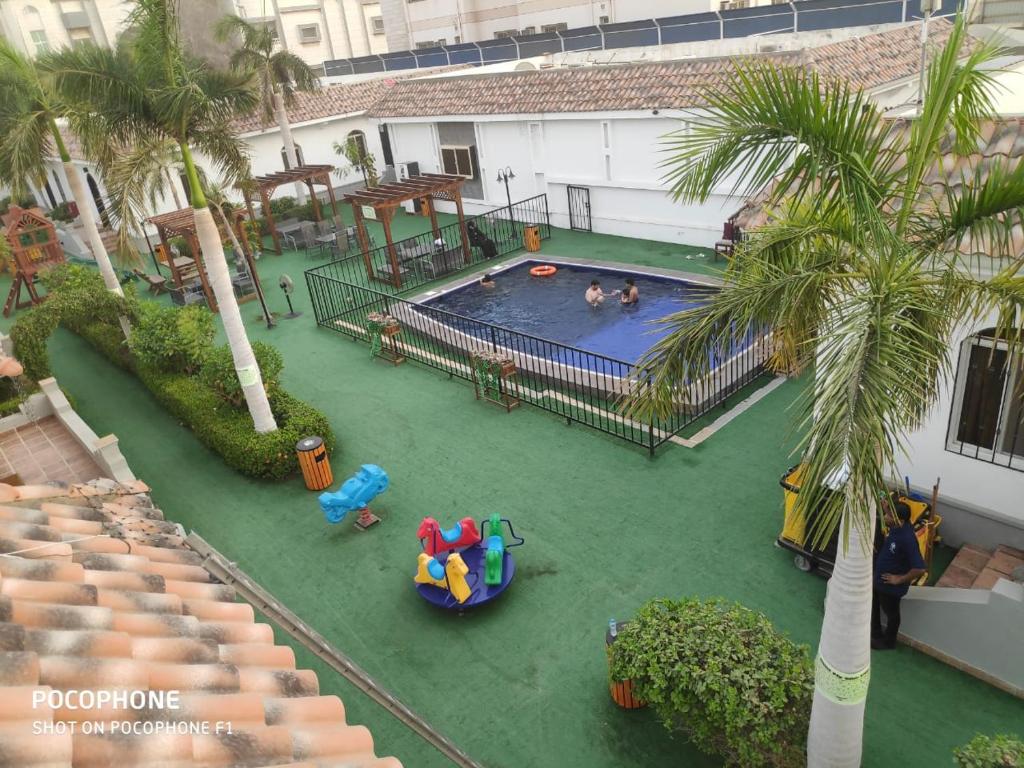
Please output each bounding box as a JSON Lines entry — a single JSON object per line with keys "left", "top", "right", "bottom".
{"left": 419, "top": 260, "right": 718, "bottom": 368}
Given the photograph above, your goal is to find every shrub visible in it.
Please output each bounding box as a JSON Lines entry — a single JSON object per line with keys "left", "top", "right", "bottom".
{"left": 128, "top": 303, "right": 214, "bottom": 375}
{"left": 48, "top": 202, "right": 77, "bottom": 223}
{"left": 199, "top": 341, "right": 283, "bottom": 407}
{"left": 269, "top": 196, "right": 297, "bottom": 219}
{"left": 954, "top": 734, "right": 1024, "bottom": 767}
{"left": 138, "top": 368, "right": 334, "bottom": 480}
{"left": 9, "top": 263, "right": 335, "bottom": 480}
{"left": 609, "top": 597, "right": 813, "bottom": 768}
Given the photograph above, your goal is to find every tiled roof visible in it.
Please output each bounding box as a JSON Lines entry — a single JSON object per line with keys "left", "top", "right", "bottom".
{"left": 734, "top": 117, "right": 1024, "bottom": 259}
{"left": 368, "top": 21, "right": 957, "bottom": 118}
{"left": 230, "top": 66, "right": 471, "bottom": 135}
{"left": 0, "top": 477, "right": 402, "bottom": 768}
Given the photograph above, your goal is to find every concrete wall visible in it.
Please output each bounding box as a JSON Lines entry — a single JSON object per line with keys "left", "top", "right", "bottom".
{"left": 900, "top": 578, "right": 1024, "bottom": 698}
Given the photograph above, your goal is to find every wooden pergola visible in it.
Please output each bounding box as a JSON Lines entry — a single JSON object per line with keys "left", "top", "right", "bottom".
{"left": 147, "top": 207, "right": 262, "bottom": 313}
{"left": 344, "top": 173, "right": 469, "bottom": 289}
{"left": 243, "top": 164, "right": 338, "bottom": 254}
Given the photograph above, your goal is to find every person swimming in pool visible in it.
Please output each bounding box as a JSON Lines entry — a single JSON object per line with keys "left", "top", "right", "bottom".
{"left": 585, "top": 279, "right": 618, "bottom": 307}
{"left": 479, "top": 273, "right": 496, "bottom": 288}
{"left": 620, "top": 278, "right": 639, "bottom": 305}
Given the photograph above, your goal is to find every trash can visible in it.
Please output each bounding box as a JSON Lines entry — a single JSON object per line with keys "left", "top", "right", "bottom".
{"left": 606, "top": 622, "right": 645, "bottom": 710}
{"left": 524, "top": 224, "right": 541, "bottom": 252}
{"left": 296, "top": 436, "right": 333, "bottom": 491}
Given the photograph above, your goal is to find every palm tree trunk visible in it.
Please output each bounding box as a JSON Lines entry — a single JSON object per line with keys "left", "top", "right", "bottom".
{"left": 53, "top": 121, "right": 122, "bottom": 298}
{"left": 163, "top": 167, "right": 184, "bottom": 209}
{"left": 181, "top": 142, "right": 278, "bottom": 433}
{"left": 806, "top": 500, "right": 876, "bottom": 767}
{"left": 273, "top": 89, "right": 306, "bottom": 204}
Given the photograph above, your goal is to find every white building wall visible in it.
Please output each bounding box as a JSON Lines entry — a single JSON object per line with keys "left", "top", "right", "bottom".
{"left": 896, "top": 315, "right": 1024, "bottom": 547}
{"left": 385, "top": 113, "right": 736, "bottom": 245}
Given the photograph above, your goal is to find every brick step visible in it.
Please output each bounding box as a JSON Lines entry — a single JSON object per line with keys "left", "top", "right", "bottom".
{"left": 935, "top": 543, "right": 1024, "bottom": 589}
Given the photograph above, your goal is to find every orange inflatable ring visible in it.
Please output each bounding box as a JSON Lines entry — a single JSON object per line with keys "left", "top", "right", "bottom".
{"left": 530, "top": 265, "right": 558, "bottom": 277}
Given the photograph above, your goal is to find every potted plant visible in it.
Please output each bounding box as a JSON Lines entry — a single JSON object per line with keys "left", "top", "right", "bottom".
{"left": 608, "top": 597, "right": 813, "bottom": 768}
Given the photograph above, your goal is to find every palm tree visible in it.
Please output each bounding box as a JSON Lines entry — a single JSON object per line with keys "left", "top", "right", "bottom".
{"left": 50, "top": 0, "right": 278, "bottom": 434}
{"left": 0, "top": 39, "right": 123, "bottom": 298}
{"left": 629, "top": 18, "right": 1024, "bottom": 767}
{"left": 215, "top": 14, "right": 320, "bottom": 202}
{"left": 103, "top": 135, "right": 189, "bottom": 258}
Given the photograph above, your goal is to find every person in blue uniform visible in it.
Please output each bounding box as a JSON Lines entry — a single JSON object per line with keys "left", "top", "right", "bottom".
{"left": 871, "top": 497, "right": 926, "bottom": 650}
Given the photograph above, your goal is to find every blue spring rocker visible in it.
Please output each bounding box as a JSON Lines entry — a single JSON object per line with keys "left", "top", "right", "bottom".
{"left": 319, "top": 464, "right": 389, "bottom": 526}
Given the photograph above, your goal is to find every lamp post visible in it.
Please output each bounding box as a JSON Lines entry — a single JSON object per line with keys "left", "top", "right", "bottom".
{"left": 496, "top": 167, "right": 515, "bottom": 209}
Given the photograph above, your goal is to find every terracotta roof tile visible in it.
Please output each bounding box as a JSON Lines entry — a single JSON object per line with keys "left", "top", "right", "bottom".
{"left": 0, "top": 478, "right": 402, "bottom": 767}
{"left": 369, "top": 21, "right": 957, "bottom": 118}
{"left": 229, "top": 65, "right": 472, "bottom": 135}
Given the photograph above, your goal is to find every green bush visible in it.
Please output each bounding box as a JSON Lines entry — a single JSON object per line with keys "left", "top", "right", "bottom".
{"left": 8, "top": 263, "right": 335, "bottom": 480}
{"left": 199, "top": 341, "right": 282, "bottom": 408}
{"left": 269, "top": 196, "right": 297, "bottom": 219}
{"left": 139, "top": 367, "right": 334, "bottom": 480}
{"left": 609, "top": 597, "right": 813, "bottom": 768}
{"left": 48, "top": 202, "right": 77, "bottom": 223}
{"left": 128, "top": 302, "right": 214, "bottom": 375}
{"left": 954, "top": 734, "right": 1024, "bottom": 767}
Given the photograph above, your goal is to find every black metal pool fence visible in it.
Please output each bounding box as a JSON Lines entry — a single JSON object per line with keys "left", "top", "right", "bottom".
{"left": 305, "top": 194, "right": 769, "bottom": 452}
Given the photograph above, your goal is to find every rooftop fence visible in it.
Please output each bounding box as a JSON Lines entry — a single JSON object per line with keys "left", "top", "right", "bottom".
{"left": 323, "top": 0, "right": 960, "bottom": 76}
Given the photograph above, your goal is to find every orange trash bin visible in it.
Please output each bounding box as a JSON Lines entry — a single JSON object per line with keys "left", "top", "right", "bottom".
{"left": 524, "top": 224, "right": 541, "bottom": 252}
{"left": 296, "top": 436, "right": 333, "bottom": 491}
{"left": 606, "top": 621, "right": 646, "bottom": 710}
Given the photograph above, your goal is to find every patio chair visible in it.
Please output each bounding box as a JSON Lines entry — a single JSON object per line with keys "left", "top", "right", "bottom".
{"left": 133, "top": 269, "right": 167, "bottom": 295}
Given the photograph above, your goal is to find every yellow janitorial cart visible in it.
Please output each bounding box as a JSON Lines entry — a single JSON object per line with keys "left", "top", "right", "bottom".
{"left": 778, "top": 465, "right": 941, "bottom": 582}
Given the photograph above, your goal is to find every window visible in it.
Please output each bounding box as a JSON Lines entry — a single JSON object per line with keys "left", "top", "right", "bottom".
{"left": 371, "top": 16, "right": 384, "bottom": 35}
{"left": 440, "top": 145, "right": 475, "bottom": 179}
{"left": 494, "top": 29, "right": 516, "bottom": 39}
{"left": 520, "top": 26, "right": 536, "bottom": 36}
{"left": 346, "top": 130, "right": 368, "bottom": 160}
{"left": 297, "top": 23, "right": 320, "bottom": 44}
{"left": 599, "top": 15, "right": 609, "bottom": 24}
{"left": 280, "top": 144, "right": 304, "bottom": 170}
{"left": 415, "top": 39, "right": 445, "bottom": 49}
{"left": 948, "top": 330, "right": 1024, "bottom": 468}
{"left": 29, "top": 29, "right": 49, "bottom": 55}
{"left": 720, "top": 0, "right": 751, "bottom": 8}
{"left": 541, "top": 23, "right": 568, "bottom": 33}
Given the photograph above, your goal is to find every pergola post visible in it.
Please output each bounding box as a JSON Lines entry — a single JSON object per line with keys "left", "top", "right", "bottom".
{"left": 261, "top": 188, "right": 281, "bottom": 254}
{"left": 189, "top": 231, "right": 218, "bottom": 313}
{"left": 324, "top": 173, "right": 340, "bottom": 224}
{"left": 306, "top": 179, "right": 322, "bottom": 222}
{"left": 453, "top": 186, "right": 472, "bottom": 266}
{"left": 379, "top": 207, "right": 402, "bottom": 289}
{"left": 426, "top": 196, "right": 440, "bottom": 240}
{"left": 351, "top": 200, "right": 374, "bottom": 279}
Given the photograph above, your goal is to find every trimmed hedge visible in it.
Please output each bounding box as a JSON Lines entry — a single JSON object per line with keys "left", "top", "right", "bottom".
{"left": 11, "top": 265, "right": 335, "bottom": 480}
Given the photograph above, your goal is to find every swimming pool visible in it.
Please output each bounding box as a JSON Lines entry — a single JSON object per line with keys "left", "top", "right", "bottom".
{"left": 418, "top": 260, "right": 718, "bottom": 366}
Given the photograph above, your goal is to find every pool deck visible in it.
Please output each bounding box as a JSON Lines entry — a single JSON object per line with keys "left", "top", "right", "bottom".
{"left": 7, "top": 209, "right": 1022, "bottom": 767}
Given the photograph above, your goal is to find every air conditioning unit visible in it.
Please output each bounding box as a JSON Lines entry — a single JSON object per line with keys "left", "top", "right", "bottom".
{"left": 297, "top": 23, "right": 320, "bottom": 44}
{"left": 396, "top": 161, "right": 420, "bottom": 180}
{"left": 396, "top": 162, "right": 421, "bottom": 213}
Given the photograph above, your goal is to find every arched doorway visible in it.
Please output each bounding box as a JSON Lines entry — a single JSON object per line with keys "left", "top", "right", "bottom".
{"left": 85, "top": 170, "right": 110, "bottom": 228}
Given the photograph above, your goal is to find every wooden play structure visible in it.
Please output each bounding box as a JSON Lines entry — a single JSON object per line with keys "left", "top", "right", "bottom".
{"left": 146, "top": 207, "right": 263, "bottom": 312}
{"left": 344, "top": 173, "right": 470, "bottom": 289}
{"left": 242, "top": 164, "right": 339, "bottom": 255}
{"left": 2, "top": 206, "right": 66, "bottom": 317}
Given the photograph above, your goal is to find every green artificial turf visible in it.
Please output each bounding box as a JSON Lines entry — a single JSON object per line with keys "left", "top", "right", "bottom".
{"left": 10, "top": 214, "right": 1022, "bottom": 768}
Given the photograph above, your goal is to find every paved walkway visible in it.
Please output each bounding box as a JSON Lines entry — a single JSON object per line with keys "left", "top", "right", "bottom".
{"left": 0, "top": 416, "right": 102, "bottom": 485}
